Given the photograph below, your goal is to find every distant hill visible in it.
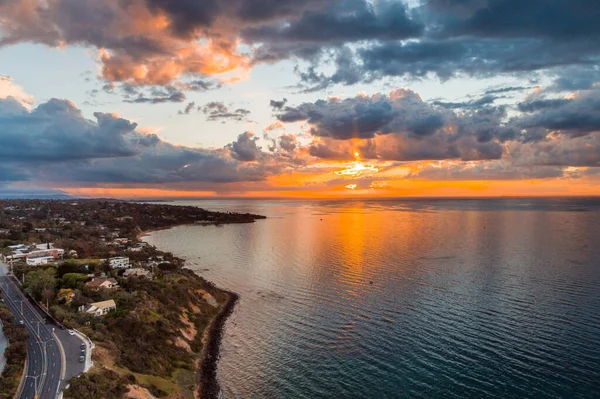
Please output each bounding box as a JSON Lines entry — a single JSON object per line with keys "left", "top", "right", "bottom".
{"left": 0, "top": 188, "right": 73, "bottom": 199}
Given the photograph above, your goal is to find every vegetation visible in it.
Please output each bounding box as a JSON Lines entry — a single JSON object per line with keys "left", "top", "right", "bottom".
{"left": 63, "top": 369, "right": 132, "bottom": 399}
{"left": 0, "top": 200, "right": 259, "bottom": 398}
{"left": 0, "top": 304, "right": 29, "bottom": 399}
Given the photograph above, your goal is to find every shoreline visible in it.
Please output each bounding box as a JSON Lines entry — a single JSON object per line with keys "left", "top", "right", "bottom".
{"left": 197, "top": 290, "right": 239, "bottom": 399}
{"left": 140, "top": 226, "right": 242, "bottom": 399}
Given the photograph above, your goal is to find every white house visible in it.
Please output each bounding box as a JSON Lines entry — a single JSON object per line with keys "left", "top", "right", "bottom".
{"left": 109, "top": 257, "right": 130, "bottom": 269}
{"left": 26, "top": 254, "right": 56, "bottom": 266}
{"left": 79, "top": 300, "right": 117, "bottom": 317}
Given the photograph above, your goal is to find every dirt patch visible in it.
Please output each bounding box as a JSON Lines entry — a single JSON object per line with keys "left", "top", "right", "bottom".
{"left": 180, "top": 312, "right": 197, "bottom": 341}
{"left": 174, "top": 337, "right": 192, "bottom": 352}
{"left": 126, "top": 384, "right": 157, "bottom": 399}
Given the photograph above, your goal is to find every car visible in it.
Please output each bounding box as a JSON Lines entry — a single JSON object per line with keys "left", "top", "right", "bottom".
{"left": 78, "top": 355, "right": 85, "bottom": 363}
{"left": 80, "top": 343, "right": 86, "bottom": 350}
{"left": 68, "top": 330, "right": 76, "bottom": 336}
{"left": 19, "top": 320, "right": 24, "bottom": 324}
{"left": 80, "top": 350, "right": 85, "bottom": 356}
{"left": 60, "top": 325, "right": 66, "bottom": 330}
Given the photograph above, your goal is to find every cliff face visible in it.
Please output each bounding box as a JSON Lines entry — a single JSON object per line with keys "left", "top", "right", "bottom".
{"left": 64, "top": 270, "right": 231, "bottom": 399}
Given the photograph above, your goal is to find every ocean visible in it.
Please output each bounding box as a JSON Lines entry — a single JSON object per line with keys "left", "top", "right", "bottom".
{"left": 143, "top": 198, "right": 600, "bottom": 398}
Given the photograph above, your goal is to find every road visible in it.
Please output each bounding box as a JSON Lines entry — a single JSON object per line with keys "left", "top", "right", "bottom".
{"left": 0, "top": 264, "right": 86, "bottom": 399}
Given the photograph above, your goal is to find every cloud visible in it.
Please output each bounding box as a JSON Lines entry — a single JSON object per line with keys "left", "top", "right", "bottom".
{"left": 0, "top": 97, "right": 140, "bottom": 161}
{"left": 0, "top": 97, "right": 278, "bottom": 185}
{"left": 245, "top": 0, "right": 422, "bottom": 43}
{"left": 518, "top": 90, "right": 600, "bottom": 137}
{"left": 0, "top": 75, "right": 34, "bottom": 107}
{"left": 278, "top": 89, "right": 512, "bottom": 161}
{"left": 227, "top": 131, "right": 262, "bottom": 161}
{"left": 124, "top": 91, "right": 186, "bottom": 104}
{"left": 269, "top": 98, "right": 288, "bottom": 110}
{"left": 484, "top": 86, "right": 530, "bottom": 95}
{"left": 433, "top": 95, "right": 498, "bottom": 109}
{"left": 200, "top": 102, "right": 251, "bottom": 122}
{"left": 278, "top": 134, "right": 297, "bottom": 153}
{"left": 405, "top": 161, "right": 572, "bottom": 181}
{"left": 178, "top": 101, "right": 196, "bottom": 115}
{"left": 1, "top": 0, "right": 598, "bottom": 91}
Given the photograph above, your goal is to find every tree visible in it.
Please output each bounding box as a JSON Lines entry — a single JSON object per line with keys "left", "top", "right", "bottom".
{"left": 24, "top": 268, "right": 57, "bottom": 301}
{"left": 61, "top": 273, "right": 88, "bottom": 289}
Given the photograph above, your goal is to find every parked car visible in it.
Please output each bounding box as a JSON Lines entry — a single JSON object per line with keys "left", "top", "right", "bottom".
{"left": 79, "top": 355, "right": 85, "bottom": 363}
{"left": 80, "top": 343, "right": 86, "bottom": 350}
{"left": 69, "top": 330, "right": 76, "bottom": 336}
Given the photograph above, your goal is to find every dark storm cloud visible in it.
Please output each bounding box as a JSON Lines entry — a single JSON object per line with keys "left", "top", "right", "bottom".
{"left": 0, "top": 97, "right": 139, "bottom": 161}
{"left": 423, "top": 0, "right": 600, "bottom": 40}
{"left": 280, "top": 89, "right": 513, "bottom": 162}
{"left": 519, "top": 91, "right": 600, "bottom": 137}
{"left": 548, "top": 67, "right": 600, "bottom": 92}
{"left": 244, "top": 0, "right": 422, "bottom": 45}
{"left": 278, "top": 90, "right": 449, "bottom": 140}
{"left": 354, "top": 37, "right": 598, "bottom": 83}
{"left": 1, "top": 0, "right": 599, "bottom": 89}
{"left": 517, "top": 99, "right": 572, "bottom": 113}
{"left": 296, "top": 0, "right": 600, "bottom": 88}
{"left": 0, "top": 97, "right": 276, "bottom": 184}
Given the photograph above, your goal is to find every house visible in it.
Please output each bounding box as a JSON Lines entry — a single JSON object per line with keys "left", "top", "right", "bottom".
{"left": 127, "top": 245, "right": 144, "bottom": 252}
{"left": 109, "top": 257, "right": 130, "bottom": 269}
{"left": 123, "top": 268, "right": 151, "bottom": 278}
{"left": 85, "top": 278, "right": 119, "bottom": 290}
{"left": 79, "top": 300, "right": 117, "bottom": 317}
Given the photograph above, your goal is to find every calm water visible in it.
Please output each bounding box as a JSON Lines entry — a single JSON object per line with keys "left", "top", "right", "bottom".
{"left": 143, "top": 198, "right": 600, "bottom": 398}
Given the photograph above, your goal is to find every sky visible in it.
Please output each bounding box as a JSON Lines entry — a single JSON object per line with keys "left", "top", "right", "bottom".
{"left": 0, "top": 0, "right": 599, "bottom": 198}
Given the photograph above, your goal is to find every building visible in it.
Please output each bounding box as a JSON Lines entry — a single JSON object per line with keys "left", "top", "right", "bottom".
{"left": 79, "top": 300, "right": 117, "bottom": 317}
{"left": 26, "top": 253, "right": 57, "bottom": 266}
{"left": 123, "top": 268, "right": 151, "bottom": 278}
{"left": 109, "top": 257, "right": 130, "bottom": 269}
{"left": 85, "top": 278, "right": 119, "bottom": 290}
{"left": 3, "top": 244, "right": 64, "bottom": 265}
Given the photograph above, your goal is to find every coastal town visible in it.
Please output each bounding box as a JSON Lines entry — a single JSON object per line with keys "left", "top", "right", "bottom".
{"left": 0, "top": 200, "right": 265, "bottom": 399}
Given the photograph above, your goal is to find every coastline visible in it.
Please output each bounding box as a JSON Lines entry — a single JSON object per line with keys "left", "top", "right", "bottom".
{"left": 140, "top": 225, "right": 244, "bottom": 399}
{"left": 197, "top": 291, "right": 239, "bottom": 399}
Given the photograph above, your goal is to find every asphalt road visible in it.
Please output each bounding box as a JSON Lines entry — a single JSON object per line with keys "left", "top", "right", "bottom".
{"left": 0, "top": 264, "right": 86, "bottom": 399}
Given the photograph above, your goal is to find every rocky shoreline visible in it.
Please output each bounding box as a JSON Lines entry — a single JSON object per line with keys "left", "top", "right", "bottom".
{"left": 197, "top": 290, "right": 239, "bottom": 399}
